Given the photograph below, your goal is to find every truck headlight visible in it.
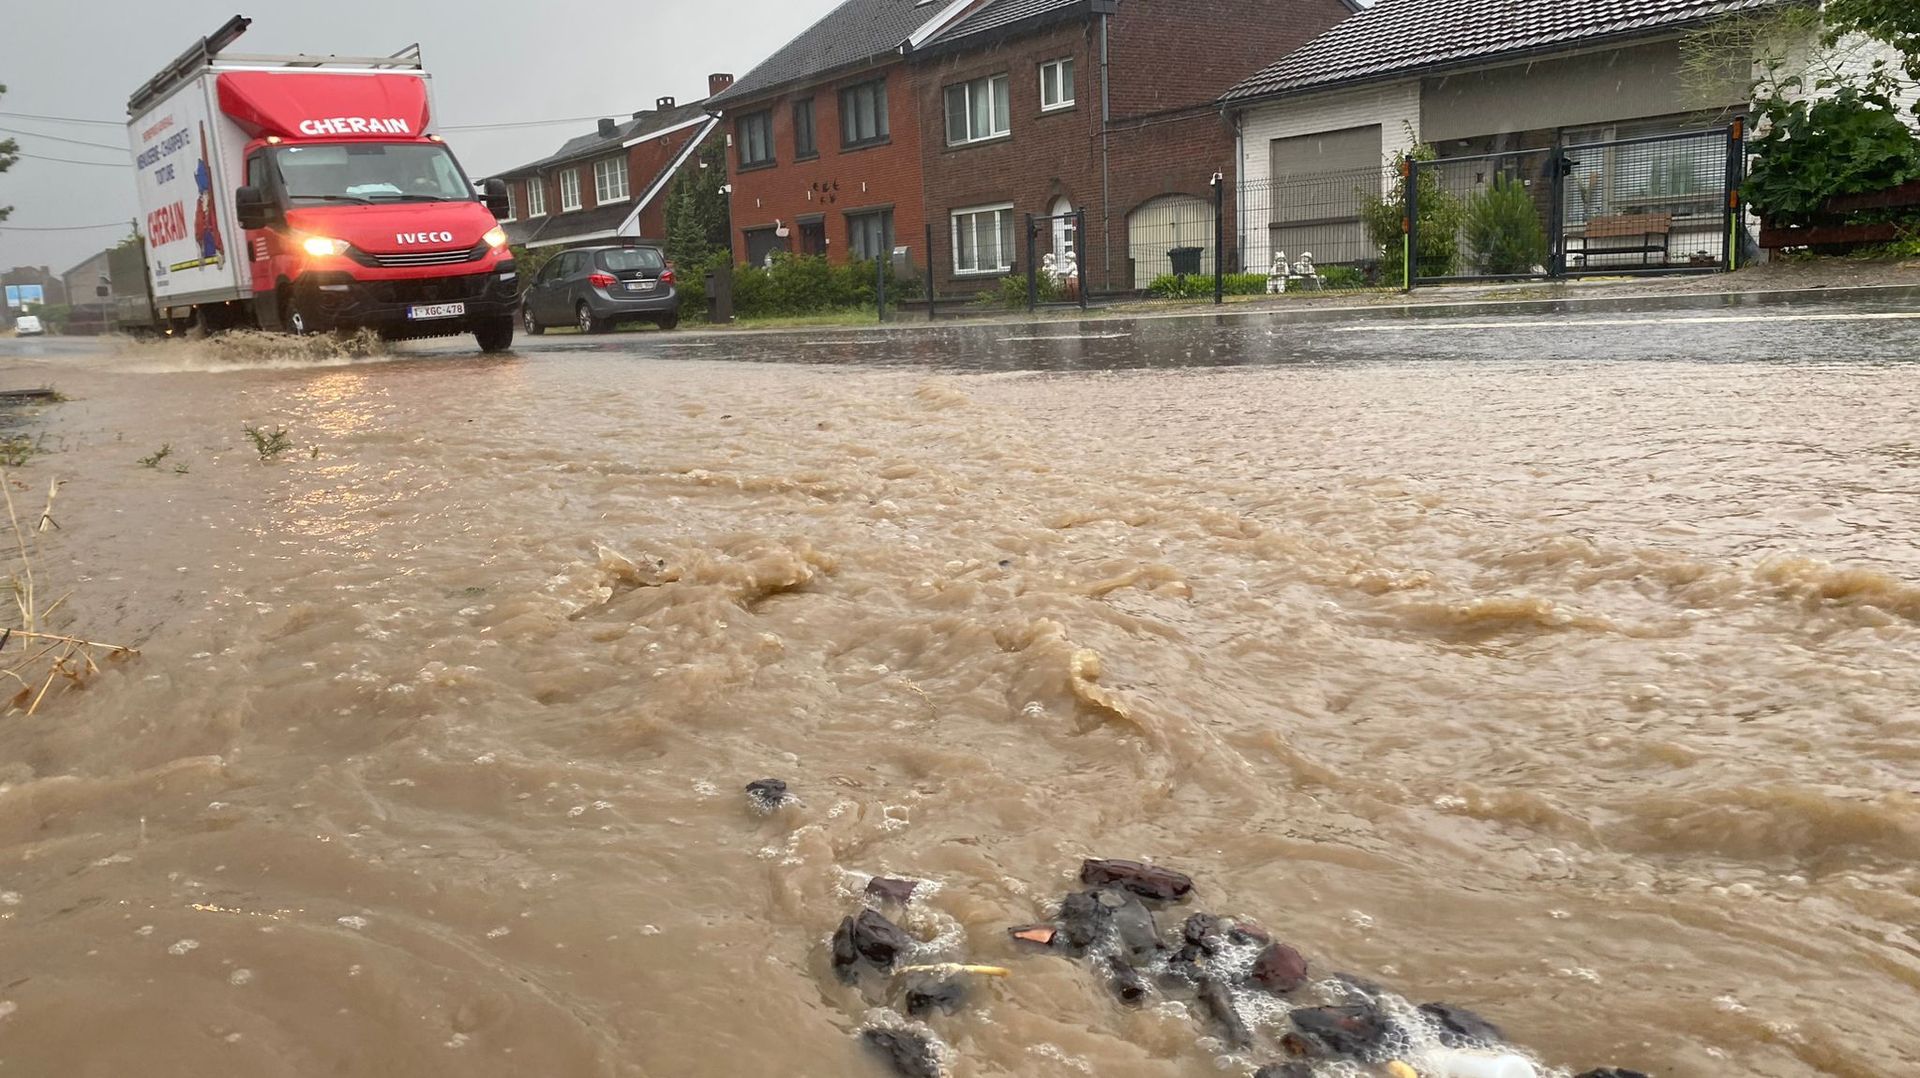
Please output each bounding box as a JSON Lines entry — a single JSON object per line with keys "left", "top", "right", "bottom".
{"left": 482, "top": 226, "right": 508, "bottom": 250}
{"left": 302, "top": 236, "right": 350, "bottom": 258}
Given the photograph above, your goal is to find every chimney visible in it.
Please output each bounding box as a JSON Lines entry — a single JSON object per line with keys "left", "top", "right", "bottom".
{"left": 656, "top": 96, "right": 675, "bottom": 111}
{"left": 708, "top": 72, "right": 734, "bottom": 98}
{"left": 597, "top": 118, "right": 618, "bottom": 138}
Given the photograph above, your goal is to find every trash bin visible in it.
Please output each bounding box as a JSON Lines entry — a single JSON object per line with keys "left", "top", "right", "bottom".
{"left": 1167, "top": 247, "right": 1203, "bottom": 278}
{"left": 704, "top": 264, "right": 733, "bottom": 325}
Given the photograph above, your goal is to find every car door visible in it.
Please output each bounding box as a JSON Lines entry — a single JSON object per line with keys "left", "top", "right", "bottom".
{"left": 530, "top": 253, "right": 571, "bottom": 321}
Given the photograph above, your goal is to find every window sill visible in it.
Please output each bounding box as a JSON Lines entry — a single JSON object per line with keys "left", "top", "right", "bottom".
{"left": 736, "top": 160, "right": 777, "bottom": 173}
{"left": 595, "top": 196, "right": 630, "bottom": 206}
{"left": 560, "top": 205, "right": 584, "bottom": 214}
{"left": 839, "top": 137, "right": 892, "bottom": 154}
{"left": 795, "top": 152, "right": 820, "bottom": 162}
{"left": 1039, "top": 103, "right": 1076, "bottom": 114}
{"left": 946, "top": 133, "right": 1012, "bottom": 150}
{"left": 952, "top": 267, "right": 1012, "bottom": 278}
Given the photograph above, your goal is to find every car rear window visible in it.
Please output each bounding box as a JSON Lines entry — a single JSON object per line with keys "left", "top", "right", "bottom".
{"left": 599, "top": 248, "right": 666, "bottom": 271}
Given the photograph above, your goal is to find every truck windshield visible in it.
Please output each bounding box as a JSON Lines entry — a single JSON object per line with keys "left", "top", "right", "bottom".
{"left": 274, "top": 143, "right": 472, "bottom": 204}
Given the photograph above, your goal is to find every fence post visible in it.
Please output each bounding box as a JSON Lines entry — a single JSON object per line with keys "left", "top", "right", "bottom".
{"left": 1403, "top": 156, "right": 1418, "bottom": 292}
{"left": 1212, "top": 171, "right": 1225, "bottom": 306}
{"left": 1026, "top": 213, "right": 1039, "bottom": 312}
{"left": 925, "top": 222, "right": 936, "bottom": 321}
{"left": 1725, "top": 118, "right": 1745, "bottom": 272}
{"left": 1075, "top": 209, "right": 1089, "bottom": 311}
{"left": 1548, "top": 131, "right": 1567, "bottom": 279}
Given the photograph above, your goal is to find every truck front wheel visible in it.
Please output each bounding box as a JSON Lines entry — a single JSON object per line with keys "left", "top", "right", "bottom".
{"left": 474, "top": 316, "right": 515, "bottom": 353}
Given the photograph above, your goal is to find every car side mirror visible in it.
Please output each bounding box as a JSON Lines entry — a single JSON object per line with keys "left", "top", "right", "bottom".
{"left": 483, "top": 178, "right": 510, "bottom": 220}
{"left": 235, "top": 185, "right": 275, "bottom": 230}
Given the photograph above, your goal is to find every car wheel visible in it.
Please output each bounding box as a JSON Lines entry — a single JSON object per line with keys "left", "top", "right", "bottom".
{"left": 655, "top": 312, "right": 680, "bottom": 331}
{"left": 522, "top": 303, "right": 544, "bottom": 335}
{"left": 474, "top": 316, "right": 515, "bottom": 353}
{"left": 576, "top": 303, "right": 605, "bottom": 334}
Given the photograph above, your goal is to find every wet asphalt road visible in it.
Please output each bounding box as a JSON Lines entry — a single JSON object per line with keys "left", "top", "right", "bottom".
{"left": 495, "top": 285, "right": 1920, "bottom": 371}
{"left": 3, "top": 285, "right": 1917, "bottom": 370}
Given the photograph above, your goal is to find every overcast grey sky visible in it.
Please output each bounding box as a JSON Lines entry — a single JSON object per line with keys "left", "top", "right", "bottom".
{"left": 0, "top": 1, "right": 833, "bottom": 275}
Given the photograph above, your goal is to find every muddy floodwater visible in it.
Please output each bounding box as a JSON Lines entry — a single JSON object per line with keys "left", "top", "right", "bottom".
{"left": 1, "top": 306, "right": 1917, "bottom": 1078}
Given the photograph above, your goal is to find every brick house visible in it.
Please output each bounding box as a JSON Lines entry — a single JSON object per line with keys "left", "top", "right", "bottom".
{"left": 910, "top": 0, "right": 1356, "bottom": 294}
{"left": 490, "top": 78, "right": 728, "bottom": 251}
{"left": 705, "top": 0, "right": 983, "bottom": 270}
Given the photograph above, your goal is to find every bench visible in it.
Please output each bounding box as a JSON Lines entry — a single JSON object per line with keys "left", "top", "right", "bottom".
{"left": 1567, "top": 213, "right": 1672, "bottom": 267}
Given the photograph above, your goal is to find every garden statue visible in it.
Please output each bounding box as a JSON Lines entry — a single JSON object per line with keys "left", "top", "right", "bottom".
{"left": 1267, "top": 250, "right": 1290, "bottom": 293}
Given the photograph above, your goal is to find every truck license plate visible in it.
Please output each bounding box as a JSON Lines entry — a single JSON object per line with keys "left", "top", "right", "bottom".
{"left": 406, "top": 302, "right": 466, "bottom": 320}
{"left": 626, "top": 281, "right": 656, "bottom": 292}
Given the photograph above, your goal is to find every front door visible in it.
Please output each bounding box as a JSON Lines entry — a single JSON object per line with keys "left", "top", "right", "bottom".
{"left": 798, "top": 219, "right": 827, "bottom": 257}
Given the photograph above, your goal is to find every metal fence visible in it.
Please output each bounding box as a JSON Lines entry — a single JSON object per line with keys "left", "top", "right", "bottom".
{"left": 1408, "top": 124, "right": 1743, "bottom": 286}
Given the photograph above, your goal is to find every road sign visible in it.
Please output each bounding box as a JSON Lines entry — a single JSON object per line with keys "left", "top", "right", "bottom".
{"left": 4, "top": 285, "right": 46, "bottom": 311}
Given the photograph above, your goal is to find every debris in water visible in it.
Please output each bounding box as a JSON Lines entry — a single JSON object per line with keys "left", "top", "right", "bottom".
{"left": 745, "top": 778, "right": 791, "bottom": 811}
{"left": 861, "top": 1027, "right": 942, "bottom": 1078}
{"left": 1424, "top": 1048, "right": 1537, "bottom": 1077}
{"left": 1194, "top": 974, "right": 1253, "bottom": 1047}
{"left": 1419, "top": 1001, "right": 1506, "bottom": 1047}
{"left": 1385, "top": 1062, "right": 1418, "bottom": 1078}
{"left": 1079, "top": 858, "right": 1194, "bottom": 903}
{"left": 866, "top": 877, "right": 919, "bottom": 905}
{"left": 1104, "top": 955, "right": 1151, "bottom": 1005}
{"left": 832, "top": 909, "right": 912, "bottom": 983}
{"left": 896, "top": 963, "right": 1009, "bottom": 979}
{"left": 1181, "top": 912, "right": 1223, "bottom": 953}
{"left": 1056, "top": 890, "right": 1112, "bottom": 955}
{"left": 1007, "top": 924, "right": 1056, "bottom": 947}
{"left": 1289, "top": 1003, "right": 1394, "bottom": 1059}
{"left": 902, "top": 974, "right": 966, "bottom": 1018}
{"left": 1574, "top": 1070, "right": 1652, "bottom": 1078}
{"left": 1248, "top": 941, "right": 1310, "bottom": 994}
{"left": 1255, "top": 1065, "right": 1315, "bottom": 1078}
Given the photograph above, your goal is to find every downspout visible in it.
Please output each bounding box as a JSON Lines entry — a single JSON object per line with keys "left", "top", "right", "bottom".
{"left": 1100, "top": 12, "right": 1112, "bottom": 291}
{"left": 1231, "top": 108, "right": 1243, "bottom": 274}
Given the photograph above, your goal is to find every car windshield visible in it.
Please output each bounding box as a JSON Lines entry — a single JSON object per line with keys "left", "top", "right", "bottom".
{"left": 600, "top": 248, "right": 666, "bottom": 272}
{"left": 274, "top": 143, "right": 473, "bottom": 203}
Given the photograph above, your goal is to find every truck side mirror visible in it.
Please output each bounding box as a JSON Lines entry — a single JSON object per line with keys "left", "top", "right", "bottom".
{"left": 235, "top": 185, "right": 275, "bottom": 230}
{"left": 482, "top": 179, "right": 510, "bottom": 221}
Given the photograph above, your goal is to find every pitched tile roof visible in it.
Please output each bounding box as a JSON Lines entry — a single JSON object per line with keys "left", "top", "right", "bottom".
{"left": 924, "top": 0, "right": 1094, "bottom": 51}
{"left": 502, "top": 114, "right": 722, "bottom": 249}
{"left": 1222, "top": 0, "right": 1787, "bottom": 103}
{"left": 706, "top": 0, "right": 944, "bottom": 108}
{"left": 492, "top": 100, "right": 713, "bottom": 178}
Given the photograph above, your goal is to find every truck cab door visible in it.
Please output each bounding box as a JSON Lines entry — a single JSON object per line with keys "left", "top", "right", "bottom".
{"left": 242, "top": 152, "right": 284, "bottom": 317}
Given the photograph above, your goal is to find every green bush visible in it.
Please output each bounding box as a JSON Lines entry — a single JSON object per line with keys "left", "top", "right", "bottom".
{"left": 1223, "top": 272, "right": 1269, "bottom": 295}
{"left": 978, "top": 272, "right": 1061, "bottom": 308}
{"left": 1362, "top": 142, "right": 1464, "bottom": 283}
{"left": 1746, "top": 79, "right": 1920, "bottom": 226}
{"left": 716, "top": 254, "right": 919, "bottom": 318}
{"left": 1146, "top": 273, "right": 1209, "bottom": 299}
{"left": 1318, "top": 265, "right": 1368, "bottom": 290}
{"left": 1465, "top": 174, "right": 1549, "bottom": 274}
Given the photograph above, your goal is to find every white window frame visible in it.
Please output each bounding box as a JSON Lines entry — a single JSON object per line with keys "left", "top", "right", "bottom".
{"left": 502, "top": 185, "right": 517, "bottom": 222}
{"left": 945, "top": 74, "right": 1011, "bottom": 146}
{"left": 526, "top": 178, "right": 548, "bottom": 217}
{"left": 950, "top": 202, "right": 1014, "bottom": 276}
{"left": 594, "top": 158, "right": 630, "bottom": 204}
{"left": 1040, "top": 58, "right": 1075, "bottom": 112}
{"left": 559, "top": 168, "right": 582, "bottom": 212}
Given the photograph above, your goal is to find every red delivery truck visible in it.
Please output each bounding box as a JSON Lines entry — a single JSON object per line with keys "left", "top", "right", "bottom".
{"left": 125, "top": 15, "right": 519, "bottom": 351}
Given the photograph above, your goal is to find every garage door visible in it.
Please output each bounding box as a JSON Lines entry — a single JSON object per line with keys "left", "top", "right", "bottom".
{"left": 1126, "top": 195, "right": 1213, "bottom": 290}
{"left": 1266, "top": 125, "right": 1382, "bottom": 267}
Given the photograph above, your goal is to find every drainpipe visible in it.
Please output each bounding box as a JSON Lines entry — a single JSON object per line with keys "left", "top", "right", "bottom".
{"left": 1231, "top": 109, "right": 1244, "bottom": 274}
{"left": 1100, "top": 12, "right": 1112, "bottom": 291}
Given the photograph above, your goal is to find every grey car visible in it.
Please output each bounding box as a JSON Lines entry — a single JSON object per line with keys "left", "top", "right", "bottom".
{"left": 521, "top": 244, "right": 680, "bottom": 334}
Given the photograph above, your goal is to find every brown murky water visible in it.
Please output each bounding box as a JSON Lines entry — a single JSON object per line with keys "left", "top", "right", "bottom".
{"left": 1, "top": 333, "right": 1916, "bottom": 1078}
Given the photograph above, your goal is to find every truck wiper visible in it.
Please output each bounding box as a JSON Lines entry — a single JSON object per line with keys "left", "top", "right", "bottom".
{"left": 291, "top": 193, "right": 373, "bottom": 204}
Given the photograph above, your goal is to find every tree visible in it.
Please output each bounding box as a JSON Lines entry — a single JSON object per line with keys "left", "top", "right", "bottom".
{"left": 1465, "top": 174, "right": 1549, "bottom": 275}
{"left": 1825, "top": 0, "right": 1920, "bottom": 107}
{"left": 1361, "top": 142, "right": 1466, "bottom": 282}
{"left": 664, "top": 137, "right": 729, "bottom": 270}
{"left": 0, "top": 85, "right": 18, "bottom": 223}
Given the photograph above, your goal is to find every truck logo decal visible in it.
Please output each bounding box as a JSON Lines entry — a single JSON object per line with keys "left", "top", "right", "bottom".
{"left": 396, "top": 231, "right": 455, "bottom": 245}
{"left": 297, "top": 117, "right": 413, "bottom": 136}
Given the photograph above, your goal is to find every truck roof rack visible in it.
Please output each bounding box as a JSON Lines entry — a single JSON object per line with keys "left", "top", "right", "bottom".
{"left": 127, "top": 14, "right": 425, "bottom": 118}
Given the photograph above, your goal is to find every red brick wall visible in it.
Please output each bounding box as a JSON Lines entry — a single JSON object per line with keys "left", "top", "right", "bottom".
{"left": 724, "top": 62, "right": 926, "bottom": 268}
{"left": 913, "top": 0, "right": 1351, "bottom": 294}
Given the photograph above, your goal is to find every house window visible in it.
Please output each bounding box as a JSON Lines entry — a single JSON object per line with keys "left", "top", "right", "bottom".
{"left": 847, "top": 208, "right": 894, "bottom": 261}
{"left": 594, "top": 158, "right": 629, "bottom": 203}
{"left": 1040, "top": 58, "right": 1074, "bottom": 111}
{"left": 945, "top": 74, "right": 1011, "bottom": 145}
{"left": 951, "top": 203, "right": 1014, "bottom": 275}
{"left": 743, "top": 225, "right": 787, "bottom": 267}
{"left": 839, "top": 79, "right": 889, "bottom": 148}
{"left": 559, "top": 169, "right": 582, "bottom": 212}
{"left": 738, "top": 111, "right": 774, "bottom": 168}
{"left": 526, "top": 178, "right": 548, "bottom": 217}
{"left": 794, "top": 98, "right": 818, "bottom": 159}
{"left": 502, "top": 185, "right": 517, "bottom": 222}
